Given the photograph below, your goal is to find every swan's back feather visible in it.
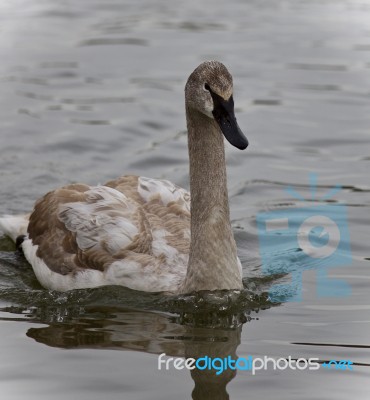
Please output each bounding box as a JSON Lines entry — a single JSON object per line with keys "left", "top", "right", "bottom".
{"left": 59, "top": 186, "right": 138, "bottom": 253}
{"left": 138, "top": 176, "right": 190, "bottom": 212}
{"left": 25, "top": 176, "right": 190, "bottom": 291}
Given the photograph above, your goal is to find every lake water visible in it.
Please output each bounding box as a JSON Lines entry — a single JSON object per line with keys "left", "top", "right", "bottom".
{"left": 0, "top": 0, "right": 370, "bottom": 398}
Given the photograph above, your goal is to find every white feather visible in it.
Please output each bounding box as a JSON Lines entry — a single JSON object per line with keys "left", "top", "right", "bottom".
{"left": 22, "top": 237, "right": 186, "bottom": 292}
{"left": 22, "top": 238, "right": 107, "bottom": 291}
{"left": 138, "top": 177, "right": 190, "bottom": 212}
{"left": 59, "top": 186, "right": 138, "bottom": 254}
{"left": 0, "top": 214, "right": 29, "bottom": 241}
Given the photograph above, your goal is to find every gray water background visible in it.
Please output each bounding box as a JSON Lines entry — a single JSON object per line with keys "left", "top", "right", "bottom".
{"left": 0, "top": 0, "right": 370, "bottom": 398}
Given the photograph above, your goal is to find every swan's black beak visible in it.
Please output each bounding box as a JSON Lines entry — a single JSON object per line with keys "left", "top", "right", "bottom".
{"left": 211, "top": 92, "right": 249, "bottom": 150}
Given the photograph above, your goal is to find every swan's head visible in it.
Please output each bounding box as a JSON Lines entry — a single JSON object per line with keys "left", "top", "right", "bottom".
{"left": 185, "top": 60, "right": 248, "bottom": 150}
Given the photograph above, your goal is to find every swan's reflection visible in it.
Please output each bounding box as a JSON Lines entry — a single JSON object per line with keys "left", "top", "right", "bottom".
{"left": 185, "top": 324, "right": 241, "bottom": 400}
{"left": 25, "top": 306, "right": 245, "bottom": 399}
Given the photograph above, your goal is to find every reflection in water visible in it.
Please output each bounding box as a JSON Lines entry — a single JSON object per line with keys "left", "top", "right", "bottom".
{"left": 22, "top": 306, "right": 243, "bottom": 400}
{"left": 0, "top": 236, "right": 271, "bottom": 399}
{"left": 0, "top": 240, "right": 268, "bottom": 399}
{"left": 185, "top": 327, "right": 241, "bottom": 400}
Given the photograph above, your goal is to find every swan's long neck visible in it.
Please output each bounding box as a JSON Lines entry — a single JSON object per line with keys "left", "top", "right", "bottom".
{"left": 181, "top": 107, "right": 243, "bottom": 293}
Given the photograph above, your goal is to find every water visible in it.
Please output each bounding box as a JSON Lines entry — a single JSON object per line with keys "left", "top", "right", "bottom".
{"left": 0, "top": 0, "right": 370, "bottom": 398}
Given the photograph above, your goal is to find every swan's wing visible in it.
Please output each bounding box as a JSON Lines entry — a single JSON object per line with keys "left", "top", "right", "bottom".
{"left": 59, "top": 186, "right": 139, "bottom": 255}
{"left": 26, "top": 176, "right": 190, "bottom": 290}
{"left": 106, "top": 175, "right": 191, "bottom": 256}
{"left": 27, "top": 183, "right": 143, "bottom": 275}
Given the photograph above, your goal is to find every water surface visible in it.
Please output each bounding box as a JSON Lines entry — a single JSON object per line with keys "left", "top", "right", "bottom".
{"left": 0, "top": 0, "right": 370, "bottom": 398}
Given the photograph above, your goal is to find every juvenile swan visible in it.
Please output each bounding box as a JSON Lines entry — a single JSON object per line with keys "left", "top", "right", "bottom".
{"left": 0, "top": 61, "right": 248, "bottom": 293}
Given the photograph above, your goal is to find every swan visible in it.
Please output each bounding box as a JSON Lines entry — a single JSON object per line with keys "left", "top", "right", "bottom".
{"left": 0, "top": 61, "right": 248, "bottom": 293}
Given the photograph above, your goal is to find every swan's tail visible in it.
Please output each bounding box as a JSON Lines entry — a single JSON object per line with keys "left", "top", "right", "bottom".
{"left": 0, "top": 214, "right": 29, "bottom": 242}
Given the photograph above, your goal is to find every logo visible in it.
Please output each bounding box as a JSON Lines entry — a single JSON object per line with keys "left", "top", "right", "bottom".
{"left": 256, "top": 173, "right": 352, "bottom": 302}
{"left": 158, "top": 354, "right": 354, "bottom": 375}
{"left": 322, "top": 360, "right": 353, "bottom": 370}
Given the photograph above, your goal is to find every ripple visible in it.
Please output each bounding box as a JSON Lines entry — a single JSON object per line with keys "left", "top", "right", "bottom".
{"left": 60, "top": 96, "right": 134, "bottom": 105}
{"left": 162, "top": 21, "right": 226, "bottom": 31}
{"left": 287, "top": 63, "right": 348, "bottom": 71}
{"left": 297, "top": 83, "right": 342, "bottom": 92}
{"left": 46, "top": 104, "right": 63, "bottom": 111}
{"left": 3, "top": 76, "right": 48, "bottom": 86}
{"left": 305, "top": 305, "right": 370, "bottom": 311}
{"left": 253, "top": 99, "right": 281, "bottom": 106}
{"left": 141, "top": 120, "right": 169, "bottom": 131}
{"left": 79, "top": 37, "right": 148, "bottom": 47}
{"left": 39, "top": 61, "right": 78, "bottom": 69}
{"left": 40, "top": 10, "right": 84, "bottom": 19}
{"left": 130, "top": 77, "right": 173, "bottom": 91}
{"left": 128, "top": 155, "right": 185, "bottom": 169}
{"left": 16, "top": 91, "right": 53, "bottom": 101}
{"left": 18, "top": 108, "right": 40, "bottom": 118}
{"left": 70, "top": 119, "right": 111, "bottom": 125}
{"left": 0, "top": 284, "right": 271, "bottom": 329}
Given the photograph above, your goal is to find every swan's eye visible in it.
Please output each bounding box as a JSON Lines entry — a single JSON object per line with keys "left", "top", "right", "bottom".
{"left": 204, "top": 83, "right": 211, "bottom": 92}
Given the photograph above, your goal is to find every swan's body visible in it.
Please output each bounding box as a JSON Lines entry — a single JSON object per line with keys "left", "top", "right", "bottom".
{"left": 0, "top": 61, "right": 248, "bottom": 293}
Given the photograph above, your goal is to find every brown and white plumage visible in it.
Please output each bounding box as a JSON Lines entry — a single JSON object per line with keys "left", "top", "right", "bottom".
{"left": 0, "top": 61, "right": 248, "bottom": 293}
